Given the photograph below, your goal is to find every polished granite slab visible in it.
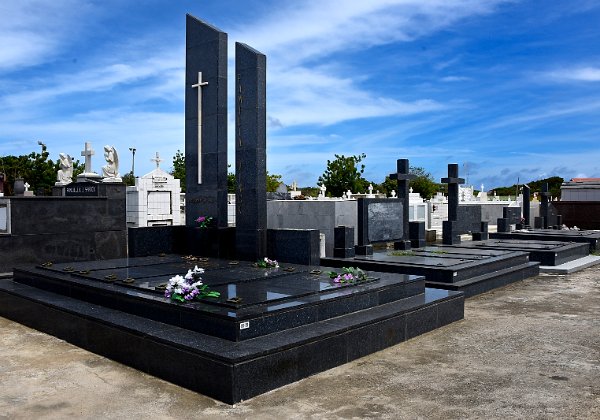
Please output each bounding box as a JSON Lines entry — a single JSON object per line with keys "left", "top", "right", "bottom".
{"left": 490, "top": 229, "right": 600, "bottom": 252}
{"left": 1, "top": 254, "right": 464, "bottom": 404}
{"left": 451, "top": 239, "right": 589, "bottom": 265}
{"left": 321, "top": 246, "right": 540, "bottom": 297}
{"left": 14, "top": 255, "right": 425, "bottom": 341}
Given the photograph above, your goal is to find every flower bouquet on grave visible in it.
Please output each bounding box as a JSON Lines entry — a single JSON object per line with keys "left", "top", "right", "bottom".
{"left": 195, "top": 216, "right": 213, "bottom": 228}
{"left": 254, "top": 257, "right": 279, "bottom": 268}
{"left": 164, "top": 266, "right": 220, "bottom": 302}
{"left": 328, "top": 267, "right": 368, "bottom": 284}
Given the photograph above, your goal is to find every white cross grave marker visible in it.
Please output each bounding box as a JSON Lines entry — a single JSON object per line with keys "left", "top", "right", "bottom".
{"left": 81, "top": 142, "right": 94, "bottom": 174}
{"left": 151, "top": 152, "right": 163, "bottom": 169}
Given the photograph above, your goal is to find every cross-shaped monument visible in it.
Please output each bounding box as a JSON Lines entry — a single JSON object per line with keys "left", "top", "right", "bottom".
{"left": 540, "top": 183, "right": 551, "bottom": 228}
{"left": 78, "top": 142, "right": 100, "bottom": 180}
{"left": 151, "top": 152, "right": 163, "bottom": 169}
{"left": 441, "top": 163, "right": 465, "bottom": 244}
{"left": 191, "top": 72, "right": 208, "bottom": 184}
{"left": 389, "top": 158, "right": 416, "bottom": 250}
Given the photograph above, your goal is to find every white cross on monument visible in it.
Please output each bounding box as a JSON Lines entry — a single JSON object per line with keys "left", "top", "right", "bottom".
{"left": 81, "top": 142, "right": 94, "bottom": 174}
{"left": 24, "top": 182, "right": 30, "bottom": 191}
{"left": 191, "top": 71, "right": 208, "bottom": 184}
{"left": 151, "top": 152, "right": 163, "bottom": 169}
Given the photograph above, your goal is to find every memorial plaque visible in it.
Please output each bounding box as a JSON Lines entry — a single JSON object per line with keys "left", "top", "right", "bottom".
{"left": 65, "top": 182, "right": 99, "bottom": 197}
{"left": 357, "top": 198, "right": 403, "bottom": 246}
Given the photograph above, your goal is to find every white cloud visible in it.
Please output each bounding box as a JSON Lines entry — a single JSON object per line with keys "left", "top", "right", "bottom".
{"left": 0, "top": 0, "right": 96, "bottom": 71}
{"left": 227, "top": 0, "right": 509, "bottom": 127}
{"left": 543, "top": 66, "right": 600, "bottom": 82}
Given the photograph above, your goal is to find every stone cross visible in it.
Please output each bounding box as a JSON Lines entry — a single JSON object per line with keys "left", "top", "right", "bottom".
{"left": 24, "top": 182, "right": 30, "bottom": 191}
{"left": 441, "top": 163, "right": 465, "bottom": 221}
{"left": 151, "top": 152, "right": 163, "bottom": 169}
{"left": 191, "top": 71, "right": 209, "bottom": 184}
{"left": 389, "top": 159, "right": 417, "bottom": 248}
{"left": 81, "top": 142, "right": 94, "bottom": 173}
{"left": 367, "top": 184, "right": 374, "bottom": 197}
{"left": 346, "top": 190, "right": 352, "bottom": 199}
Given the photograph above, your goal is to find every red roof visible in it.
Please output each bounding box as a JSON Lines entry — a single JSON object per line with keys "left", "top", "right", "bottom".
{"left": 570, "top": 178, "right": 600, "bottom": 182}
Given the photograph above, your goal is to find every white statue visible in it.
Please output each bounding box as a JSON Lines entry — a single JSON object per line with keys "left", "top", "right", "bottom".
{"left": 367, "top": 184, "right": 374, "bottom": 197}
{"left": 56, "top": 153, "right": 73, "bottom": 185}
{"left": 390, "top": 190, "right": 397, "bottom": 198}
{"left": 346, "top": 189, "right": 352, "bottom": 199}
{"left": 101, "top": 145, "right": 122, "bottom": 182}
{"left": 318, "top": 184, "right": 326, "bottom": 198}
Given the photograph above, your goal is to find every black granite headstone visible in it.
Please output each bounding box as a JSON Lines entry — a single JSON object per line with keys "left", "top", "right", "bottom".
{"left": 235, "top": 42, "right": 267, "bottom": 261}
{"left": 522, "top": 184, "right": 531, "bottom": 226}
{"left": 441, "top": 164, "right": 465, "bottom": 245}
{"left": 540, "top": 183, "right": 551, "bottom": 228}
{"left": 409, "top": 221, "right": 426, "bottom": 248}
{"left": 0, "top": 173, "right": 4, "bottom": 195}
{"left": 389, "top": 159, "right": 416, "bottom": 250}
{"left": 185, "top": 15, "right": 228, "bottom": 228}
{"left": 503, "top": 207, "right": 521, "bottom": 224}
{"left": 334, "top": 225, "right": 355, "bottom": 258}
{"left": 14, "top": 178, "right": 25, "bottom": 196}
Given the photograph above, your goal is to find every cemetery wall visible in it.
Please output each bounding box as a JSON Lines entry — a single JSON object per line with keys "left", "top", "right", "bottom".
{"left": 0, "top": 186, "right": 127, "bottom": 273}
{"left": 267, "top": 200, "right": 357, "bottom": 257}
{"left": 552, "top": 201, "right": 600, "bottom": 229}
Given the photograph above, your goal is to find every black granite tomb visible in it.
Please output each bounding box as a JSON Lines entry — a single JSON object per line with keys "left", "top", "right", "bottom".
{"left": 490, "top": 229, "right": 600, "bottom": 252}
{"left": 454, "top": 239, "right": 589, "bottom": 266}
{"left": 0, "top": 255, "right": 463, "bottom": 404}
{"left": 322, "top": 246, "right": 539, "bottom": 298}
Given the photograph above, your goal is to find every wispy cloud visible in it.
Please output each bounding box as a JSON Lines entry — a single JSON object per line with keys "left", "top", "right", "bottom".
{"left": 543, "top": 66, "right": 600, "bottom": 82}
{"left": 229, "top": 0, "right": 509, "bottom": 127}
{"left": 0, "top": 0, "right": 96, "bottom": 71}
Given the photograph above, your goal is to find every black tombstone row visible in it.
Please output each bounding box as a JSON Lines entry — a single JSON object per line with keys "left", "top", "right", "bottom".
{"left": 389, "top": 159, "right": 416, "bottom": 250}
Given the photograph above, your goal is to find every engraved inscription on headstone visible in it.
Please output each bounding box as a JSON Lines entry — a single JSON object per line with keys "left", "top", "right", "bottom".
{"left": 367, "top": 201, "right": 404, "bottom": 242}
{"left": 65, "top": 183, "right": 99, "bottom": 197}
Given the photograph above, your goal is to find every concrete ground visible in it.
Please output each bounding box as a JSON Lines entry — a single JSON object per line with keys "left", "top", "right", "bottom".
{"left": 1, "top": 268, "right": 599, "bottom": 419}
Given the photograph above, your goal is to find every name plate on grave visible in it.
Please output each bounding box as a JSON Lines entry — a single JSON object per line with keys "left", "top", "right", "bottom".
{"left": 367, "top": 201, "right": 403, "bottom": 242}
{"left": 65, "top": 183, "right": 99, "bottom": 197}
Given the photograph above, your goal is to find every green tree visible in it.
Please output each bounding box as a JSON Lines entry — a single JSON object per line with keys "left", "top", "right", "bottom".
{"left": 266, "top": 172, "right": 283, "bottom": 192}
{"left": 170, "top": 150, "right": 186, "bottom": 192}
{"left": 227, "top": 170, "right": 236, "bottom": 193}
{"left": 122, "top": 172, "right": 136, "bottom": 186}
{"left": 0, "top": 143, "right": 84, "bottom": 195}
{"left": 378, "top": 166, "right": 440, "bottom": 199}
{"left": 318, "top": 153, "right": 370, "bottom": 197}
{"left": 409, "top": 166, "right": 439, "bottom": 200}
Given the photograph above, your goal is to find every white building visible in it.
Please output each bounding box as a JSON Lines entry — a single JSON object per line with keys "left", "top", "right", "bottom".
{"left": 126, "top": 164, "right": 182, "bottom": 227}
{"left": 560, "top": 178, "right": 600, "bottom": 201}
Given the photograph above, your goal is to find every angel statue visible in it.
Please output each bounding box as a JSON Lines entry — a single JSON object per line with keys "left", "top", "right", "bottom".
{"left": 101, "top": 145, "right": 122, "bottom": 182}
{"left": 55, "top": 153, "right": 73, "bottom": 185}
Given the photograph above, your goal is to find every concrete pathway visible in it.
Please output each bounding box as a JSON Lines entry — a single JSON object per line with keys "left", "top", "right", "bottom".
{"left": 1, "top": 268, "right": 599, "bottom": 419}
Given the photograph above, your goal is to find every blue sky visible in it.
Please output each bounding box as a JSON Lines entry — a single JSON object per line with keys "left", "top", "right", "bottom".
{"left": 1, "top": 0, "right": 600, "bottom": 191}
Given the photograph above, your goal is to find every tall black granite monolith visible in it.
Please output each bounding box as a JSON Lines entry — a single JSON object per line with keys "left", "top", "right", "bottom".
{"left": 389, "top": 159, "right": 416, "bottom": 250}
{"left": 540, "top": 183, "right": 550, "bottom": 229}
{"left": 522, "top": 184, "right": 531, "bottom": 226}
{"left": 185, "top": 15, "right": 228, "bottom": 228}
{"left": 235, "top": 42, "right": 267, "bottom": 260}
{"left": 441, "top": 163, "right": 465, "bottom": 245}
